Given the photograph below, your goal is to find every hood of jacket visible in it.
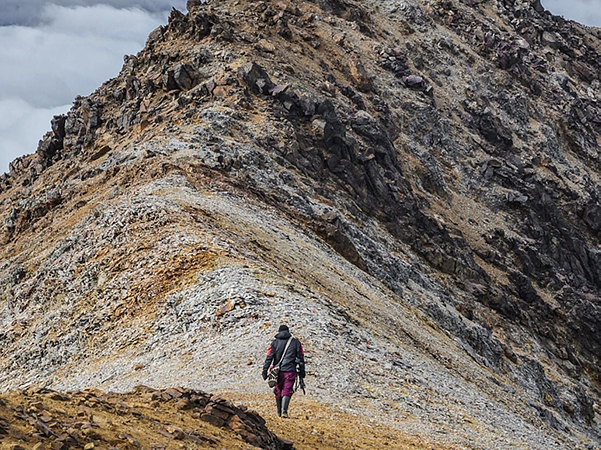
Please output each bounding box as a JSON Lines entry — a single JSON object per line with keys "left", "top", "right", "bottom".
{"left": 275, "top": 330, "right": 291, "bottom": 340}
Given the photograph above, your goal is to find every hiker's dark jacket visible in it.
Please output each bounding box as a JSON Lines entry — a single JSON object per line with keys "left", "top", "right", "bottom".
{"left": 262, "top": 331, "right": 305, "bottom": 379}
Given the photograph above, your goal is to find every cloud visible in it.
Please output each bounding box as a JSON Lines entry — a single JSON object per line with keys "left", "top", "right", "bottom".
{"left": 0, "top": 3, "right": 176, "bottom": 173}
{"left": 1, "top": 0, "right": 186, "bottom": 26}
{"left": 0, "top": 99, "right": 70, "bottom": 173}
{"left": 0, "top": 5, "right": 166, "bottom": 108}
{"left": 542, "top": 0, "right": 601, "bottom": 27}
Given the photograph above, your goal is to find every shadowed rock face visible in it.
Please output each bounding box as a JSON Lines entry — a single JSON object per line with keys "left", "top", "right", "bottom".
{"left": 0, "top": 0, "right": 599, "bottom": 448}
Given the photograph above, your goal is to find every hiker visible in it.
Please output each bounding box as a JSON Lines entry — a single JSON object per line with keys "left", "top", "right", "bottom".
{"left": 262, "top": 324, "right": 306, "bottom": 418}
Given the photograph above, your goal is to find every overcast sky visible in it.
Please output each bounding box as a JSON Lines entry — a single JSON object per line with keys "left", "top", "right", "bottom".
{"left": 543, "top": 0, "right": 601, "bottom": 27}
{"left": 0, "top": 1, "right": 599, "bottom": 173}
{"left": 0, "top": 0, "right": 186, "bottom": 174}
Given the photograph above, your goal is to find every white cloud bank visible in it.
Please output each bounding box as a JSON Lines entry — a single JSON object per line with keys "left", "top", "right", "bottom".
{"left": 0, "top": 3, "right": 177, "bottom": 173}
{"left": 542, "top": 0, "right": 601, "bottom": 27}
{"left": 0, "top": 99, "right": 70, "bottom": 174}
{"left": 2, "top": 0, "right": 186, "bottom": 26}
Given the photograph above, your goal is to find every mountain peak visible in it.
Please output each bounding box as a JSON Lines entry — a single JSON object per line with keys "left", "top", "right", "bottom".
{"left": 0, "top": 0, "right": 599, "bottom": 448}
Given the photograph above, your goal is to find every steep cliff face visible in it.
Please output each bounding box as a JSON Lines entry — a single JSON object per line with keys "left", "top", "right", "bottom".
{"left": 0, "top": 0, "right": 599, "bottom": 448}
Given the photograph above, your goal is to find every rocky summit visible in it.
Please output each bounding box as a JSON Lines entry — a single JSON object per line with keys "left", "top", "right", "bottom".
{"left": 0, "top": 0, "right": 600, "bottom": 448}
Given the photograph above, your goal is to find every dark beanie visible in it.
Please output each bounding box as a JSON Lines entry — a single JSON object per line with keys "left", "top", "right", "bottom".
{"left": 278, "top": 324, "right": 289, "bottom": 332}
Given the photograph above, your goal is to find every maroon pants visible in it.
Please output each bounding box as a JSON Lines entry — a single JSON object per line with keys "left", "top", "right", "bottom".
{"left": 274, "top": 371, "right": 297, "bottom": 399}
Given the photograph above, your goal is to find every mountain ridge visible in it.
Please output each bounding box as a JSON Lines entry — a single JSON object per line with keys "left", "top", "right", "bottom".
{"left": 0, "top": 0, "right": 599, "bottom": 448}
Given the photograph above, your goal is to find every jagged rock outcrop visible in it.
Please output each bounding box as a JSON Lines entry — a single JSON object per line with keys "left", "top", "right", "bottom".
{"left": 0, "top": 0, "right": 599, "bottom": 449}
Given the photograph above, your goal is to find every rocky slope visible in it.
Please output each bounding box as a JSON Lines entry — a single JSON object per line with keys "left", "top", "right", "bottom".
{"left": 0, "top": 0, "right": 599, "bottom": 448}
{"left": 0, "top": 388, "right": 447, "bottom": 450}
{"left": 0, "top": 387, "right": 293, "bottom": 450}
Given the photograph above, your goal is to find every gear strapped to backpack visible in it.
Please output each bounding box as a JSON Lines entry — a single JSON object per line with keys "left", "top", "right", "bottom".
{"left": 267, "top": 337, "right": 293, "bottom": 388}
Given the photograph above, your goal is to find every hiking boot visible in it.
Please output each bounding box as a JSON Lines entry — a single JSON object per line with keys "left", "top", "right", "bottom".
{"left": 282, "top": 396, "right": 291, "bottom": 418}
{"left": 276, "top": 398, "right": 282, "bottom": 417}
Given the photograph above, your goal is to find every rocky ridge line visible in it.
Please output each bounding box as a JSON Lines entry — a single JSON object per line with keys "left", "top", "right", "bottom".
{"left": 0, "top": 0, "right": 599, "bottom": 448}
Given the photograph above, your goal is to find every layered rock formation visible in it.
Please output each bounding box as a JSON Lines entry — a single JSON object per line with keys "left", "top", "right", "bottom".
{"left": 0, "top": 0, "right": 599, "bottom": 448}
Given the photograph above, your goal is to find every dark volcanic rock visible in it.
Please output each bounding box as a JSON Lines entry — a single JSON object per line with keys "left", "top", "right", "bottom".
{"left": 174, "top": 63, "right": 199, "bottom": 90}
{"left": 238, "top": 62, "right": 276, "bottom": 95}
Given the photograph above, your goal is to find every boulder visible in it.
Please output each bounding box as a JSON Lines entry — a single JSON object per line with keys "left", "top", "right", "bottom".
{"left": 532, "top": 0, "right": 545, "bottom": 13}
{"left": 174, "top": 63, "right": 199, "bottom": 90}
{"left": 36, "top": 134, "right": 61, "bottom": 160}
{"left": 147, "top": 26, "right": 164, "bottom": 44}
{"left": 186, "top": 0, "right": 202, "bottom": 12}
{"left": 256, "top": 39, "right": 275, "bottom": 53}
{"left": 474, "top": 109, "right": 513, "bottom": 148}
{"left": 51, "top": 115, "right": 66, "bottom": 140}
{"left": 276, "top": 19, "right": 292, "bottom": 39}
{"left": 348, "top": 57, "right": 372, "bottom": 92}
{"left": 379, "top": 47, "right": 411, "bottom": 78}
{"left": 238, "top": 62, "right": 276, "bottom": 95}
{"left": 404, "top": 75, "right": 425, "bottom": 88}
{"left": 163, "top": 70, "right": 179, "bottom": 91}
{"left": 541, "top": 31, "right": 559, "bottom": 49}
